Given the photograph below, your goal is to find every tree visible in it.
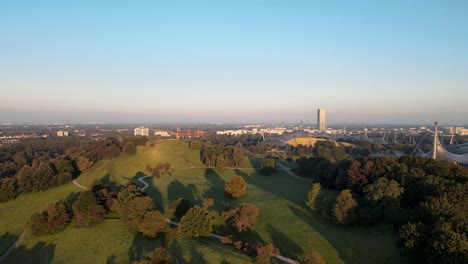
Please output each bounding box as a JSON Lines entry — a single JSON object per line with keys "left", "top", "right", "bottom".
{"left": 75, "top": 156, "right": 94, "bottom": 172}
{"left": 26, "top": 212, "right": 48, "bottom": 236}
{"left": 117, "top": 196, "right": 154, "bottom": 231}
{"left": 170, "top": 198, "right": 192, "bottom": 221}
{"left": 123, "top": 142, "right": 137, "bottom": 155}
{"left": 146, "top": 162, "right": 174, "bottom": 178}
{"left": 223, "top": 203, "right": 258, "bottom": 233}
{"left": 333, "top": 189, "right": 357, "bottom": 225}
{"left": 364, "top": 178, "right": 403, "bottom": 206}
{"left": 46, "top": 200, "right": 69, "bottom": 233}
{"left": 138, "top": 210, "right": 168, "bottom": 238}
{"left": 397, "top": 222, "right": 428, "bottom": 254}
{"left": 302, "top": 251, "right": 326, "bottom": 264}
{"left": 179, "top": 206, "right": 214, "bottom": 238}
{"left": 306, "top": 183, "right": 321, "bottom": 209}
{"left": 202, "top": 198, "right": 214, "bottom": 209}
{"left": 72, "top": 190, "right": 106, "bottom": 227}
{"left": 261, "top": 159, "right": 277, "bottom": 175}
{"left": 132, "top": 247, "right": 172, "bottom": 264}
{"left": 256, "top": 243, "right": 279, "bottom": 264}
{"left": 0, "top": 178, "right": 18, "bottom": 202}
{"left": 224, "top": 176, "right": 247, "bottom": 199}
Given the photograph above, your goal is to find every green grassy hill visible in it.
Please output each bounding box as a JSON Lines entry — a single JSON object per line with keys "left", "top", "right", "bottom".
{"left": 0, "top": 139, "right": 414, "bottom": 263}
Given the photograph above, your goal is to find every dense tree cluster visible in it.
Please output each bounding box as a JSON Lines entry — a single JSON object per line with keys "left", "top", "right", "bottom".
{"left": 132, "top": 247, "right": 173, "bottom": 264}
{"left": 289, "top": 141, "right": 346, "bottom": 162}
{"left": 255, "top": 243, "right": 280, "bottom": 264}
{"left": 146, "top": 162, "right": 174, "bottom": 178}
{"left": 260, "top": 159, "right": 276, "bottom": 175}
{"left": 179, "top": 206, "right": 214, "bottom": 238}
{"left": 299, "top": 155, "right": 468, "bottom": 263}
{"left": 224, "top": 176, "right": 247, "bottom": 199}
{"left": 115, "top": 183, "right": 168, "bottom": 237}
{"left": 223, "top": 203, "right": 258, "bottom": 233}
{"left": 0, "top": 137, "right": 132, "bottom": 203}
{"left": 201, "top": 145, "right": 244, "bottom": 169}
{"left": 26, "top": 200, "right": 69, "bottom": 236}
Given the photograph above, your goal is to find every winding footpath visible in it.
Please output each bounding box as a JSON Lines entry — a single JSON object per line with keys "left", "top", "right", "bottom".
{"left": 277, "top": 162, "right": 313, "bottom": 181}
{"left": 136, "top": 172, "right": 300, "bottom": 264}
{"left": 72, "top": 179, "right": 89, "bottom": 189}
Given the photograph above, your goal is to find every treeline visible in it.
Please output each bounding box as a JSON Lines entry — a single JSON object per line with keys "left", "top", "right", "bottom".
{"left": 300, "top": 156, "right": 468, "bottom": 263}
{"left": 201, "top": 145, "right": 245, "bottom": 169}
{"left": 0, "top": 136, "right": 147, "bottom": 203}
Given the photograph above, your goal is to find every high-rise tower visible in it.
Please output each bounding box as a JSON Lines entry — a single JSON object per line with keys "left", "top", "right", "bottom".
{"left": 317, "top": 109, "right": 326, "bottom": 131}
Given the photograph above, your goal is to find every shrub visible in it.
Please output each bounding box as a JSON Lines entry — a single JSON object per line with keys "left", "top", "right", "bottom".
{"left": 224, "top": 176, "right": 247, "bottom": 199}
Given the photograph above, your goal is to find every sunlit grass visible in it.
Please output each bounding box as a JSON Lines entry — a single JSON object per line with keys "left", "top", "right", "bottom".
{"left": 0, "top": 139, "right": 414, "bottom": 263}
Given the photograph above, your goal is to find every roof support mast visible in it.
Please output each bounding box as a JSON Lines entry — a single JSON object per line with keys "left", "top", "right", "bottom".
{"left": 433, "top": 122, "right": 438, "bottom": 160}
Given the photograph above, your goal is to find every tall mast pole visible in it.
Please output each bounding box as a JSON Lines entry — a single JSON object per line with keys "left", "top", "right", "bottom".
{"left": 433, "top": 122, "right": 438, "bottom": 160}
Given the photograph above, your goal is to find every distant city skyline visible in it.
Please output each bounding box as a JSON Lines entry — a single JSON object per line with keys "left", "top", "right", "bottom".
{"left": 1, "top": 1, "right": 468, "bottom": 124}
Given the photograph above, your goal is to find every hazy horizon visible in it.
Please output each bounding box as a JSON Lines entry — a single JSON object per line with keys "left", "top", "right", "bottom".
{"left": 2, "top": 1, "right": 468, "bottom": 125}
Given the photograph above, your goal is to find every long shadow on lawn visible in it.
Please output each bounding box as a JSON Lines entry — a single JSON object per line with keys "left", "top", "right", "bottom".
{"left": 203, "top": 169, "right": 239, "bottom": 211}
{"left": 4, "top": 241, "right": 56, "bottom": 264}
{"left": 128, "top": 233, "right": 163, "bottom": 261}
{"left": 266, "top": 224, "right": 304, "bottom": 259}
{"left": 168, "top": 180, "right": 197, "bottom": 205}
{"left": 146, "top": 176, "right": 165, "bottom": 212}
{"left": 289, "top": 204, "right": 361, "bottom": 263}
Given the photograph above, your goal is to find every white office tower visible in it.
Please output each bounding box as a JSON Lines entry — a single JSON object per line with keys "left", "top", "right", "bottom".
{"left": 134, "top": 126, "right": 149, "bottom": 136}
{"left": 317, "top": 109, "right": 326, "bottom": 131}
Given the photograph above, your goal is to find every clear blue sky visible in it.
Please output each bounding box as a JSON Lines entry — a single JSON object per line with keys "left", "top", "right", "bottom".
{"left": 1, "top": 0, "right": 467, "bottom": 125}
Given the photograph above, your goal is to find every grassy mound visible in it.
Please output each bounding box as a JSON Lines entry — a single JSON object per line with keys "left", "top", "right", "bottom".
{"left": 0, "top": 139, "right": 413, "bottom": 263}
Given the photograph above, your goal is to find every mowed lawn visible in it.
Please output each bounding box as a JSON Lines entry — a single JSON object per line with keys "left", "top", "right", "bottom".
{"left": 0, "top": 140, "right": 414, "bottom": 263}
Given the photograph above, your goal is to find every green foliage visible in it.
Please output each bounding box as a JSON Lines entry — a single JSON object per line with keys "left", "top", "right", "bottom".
{"left": 255, "top": 243, "right": 279, "bottom": 264}
{"left": 0, "top": 178, "right": 18, "bottom": 202}
{"left": 333, "top": 189, "right": 358, "bottom": 226}
{"left": 123, "top": 142, "right": 137, "bottom": 155}
{"left": 137, "top": 210, "right": 168, "bottom": 238}
{"left": 72, "top": 190, "right": 106, "bottom": 227}
{"left": 224, "top": 176, "right": 247, "bottom": 199}
{"left": 260, "top": 159, "right": 276, "bottom": 175}
{"left": 170, "top": 198, "right": 192, "bottom": 221}
{"left": 26, "top": 212, "right": 49, "bottom": 236}
{"left": 397, "top": 222, "right": 428, "bottom": 254}
{"left": 146, "top": 162, "right": 174, "bottom": 178}
{"left": 26, "top": 200, "right": 70, "bottom": 236}
{"left": 223, "top": 203, "right": 258, "bottom": 233}
{"left": 132, "top": 247, "right": 173, "bottom": 264}
{"left": 306, "top": 183, "right": 321, "bottom": 209}
{"left": 201, "top": 145, "right": 244, "bottom": 168}
{"left": 179, "top": 206, "right": 214, "bottom": 238}
{"left": 302, "top": 251, "right": 326, "bottom": 264}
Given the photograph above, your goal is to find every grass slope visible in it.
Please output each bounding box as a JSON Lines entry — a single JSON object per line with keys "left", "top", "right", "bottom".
{"left": 0, "top": 139, "right": 413, "bottom": 263}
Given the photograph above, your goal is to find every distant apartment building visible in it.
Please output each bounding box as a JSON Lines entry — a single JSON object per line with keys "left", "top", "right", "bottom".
{"left": 317, "top": 108, "right": 326, "bottom": 131}
{"left": 447, "top": 127, "right": 468, "bottom": 136}
{"left": 134, "top": 126, "right": 149, "bottom": 136}
{"left": 57, "top": 130, "right": 69, "bottom": 137}
{"left": 154, "top": 130, "right": 171, "bottom": 137}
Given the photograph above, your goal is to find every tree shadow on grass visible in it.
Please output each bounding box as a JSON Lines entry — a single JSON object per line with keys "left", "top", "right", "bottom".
{"left": 4, "top": 241, "right": 56, "bottom": 264}
{"left": 266, "top": 224, "right": 304, "bottom": 259}
{"left": 203, "top": 169, "right": 239, "bottom": 211}
{"left": 0, "top": 232, "right": 17, "bottom": 257}
{"left": 128, "top": 232, "right": 162, "bottom": 262}
{"left": 288, "top": 204, "right": 363, "bottom": 263}
{"left": 147, "top": 177, "right": 165, "bottom": 212}
{"left": 168, "top": 180, "right": 196, "bottom": 205}
{"left": 63, "top": 191, "right": 81, "bottom": 206}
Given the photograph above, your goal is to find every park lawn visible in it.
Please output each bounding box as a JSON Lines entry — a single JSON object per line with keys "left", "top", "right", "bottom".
{"left": 0, "top": 183, "right": 79, "bottom": 256}
{"left": 1, "top": 139, "right": 414, "bottom": 263}
{"left": 141, "top": 166, "right": 413, "bottom": 264}
{"left": 3, "top": 219, "right": 252, "bottom": 264}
